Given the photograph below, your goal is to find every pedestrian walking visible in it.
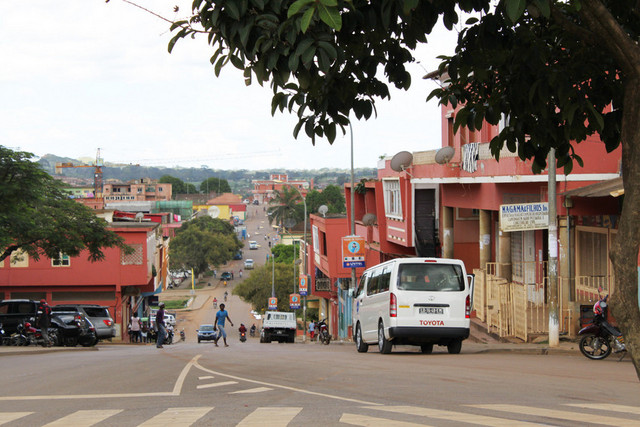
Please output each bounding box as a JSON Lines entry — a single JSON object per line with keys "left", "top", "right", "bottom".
{"left": 239, "top": 269, "right": 243, "bottom": 278}
{"left": 309, "top": 321, "right": 316, "bottom": 341}
{"left": 37, "top": 299, "right": 52, "bottom": 346}
{"left": 231, "top": 271, "right": 234, "bottom": 280}
{"left": 130, "top": 313, "right": 141, "bottom": 343}
{"left": 213, "top": 269, "right": 217, "bottom": 279}
{"left": 214, "top": 303, "right": 234, "bottom": 347}
{"left": 156, "top": 303, "right": 166, "bottom": 348}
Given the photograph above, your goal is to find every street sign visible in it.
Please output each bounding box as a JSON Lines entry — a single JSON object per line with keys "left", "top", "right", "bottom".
{"left": 342, "top": 235, "right": 366, "bottom": 268}
{"left": 299, "top": 275, "right": 308, "bottom": 296}
{"left": 268, "top": 297, "right": 278, "bottom": 310}
{"left": 499, "top": 202, "right": 549, "bottom": 232}
{"left": 289, "top": 293, "right": 301, "bottom": 309}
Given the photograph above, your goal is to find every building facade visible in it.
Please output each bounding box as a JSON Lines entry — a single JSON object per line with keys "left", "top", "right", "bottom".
{"left": 252, "top": 174, "right": 313, "bottom": 204}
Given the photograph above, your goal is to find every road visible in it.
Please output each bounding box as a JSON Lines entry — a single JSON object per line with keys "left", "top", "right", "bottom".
{"left": 2, "top": 205, "right": 638, "bottom": 426}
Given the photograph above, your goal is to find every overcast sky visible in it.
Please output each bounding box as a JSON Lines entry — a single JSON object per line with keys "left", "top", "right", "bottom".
{"left": 1, "top": 1, "right": 460, "bottom": 171}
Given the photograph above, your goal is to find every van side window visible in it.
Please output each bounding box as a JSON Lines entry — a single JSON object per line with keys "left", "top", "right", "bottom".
{"left": 356, "top": 274, "right": 367, "bottom": 298}
{"left": 366, "top": 268, "right": 380, "bottom": 296}
{"left": 378, "top": 265, "right": 392, "bottom": 293}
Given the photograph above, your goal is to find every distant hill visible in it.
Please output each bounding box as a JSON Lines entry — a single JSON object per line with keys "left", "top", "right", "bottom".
{"left": 37, "top": 154, "right": 377, "bottom": 193}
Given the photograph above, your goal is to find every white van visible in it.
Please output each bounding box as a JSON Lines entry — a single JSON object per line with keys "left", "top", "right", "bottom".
{"left": 353, "top": 257, "right": 474, "bottom": 354}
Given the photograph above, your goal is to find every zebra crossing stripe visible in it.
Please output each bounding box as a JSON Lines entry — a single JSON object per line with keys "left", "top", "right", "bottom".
{"left": 137, "top": 407, "right": 213, "bottom": 427}
{"left": 236, "top": 407, "right": 302, "bottom": 426}
{"left": 471, "top": 404, "right": 640, "bottom": 426}
{"left": 42, "top": 410, "right": 122, "bottom": 427}
{"left": 0, "top": 412, "right": 32, "bottom": 425}
{"left": 196, "top": 381, "right": 238, "bottom": 389}
{"left": 565, "top": 403, "right": 640, "bottom": 415}
{"left": 368, "top": 405, "right": 539, "bottom": 426}
{"left": 341, "top": 413, "right": 430, "bottom": 426}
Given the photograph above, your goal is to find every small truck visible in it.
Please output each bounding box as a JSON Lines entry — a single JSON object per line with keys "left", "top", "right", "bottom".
{"left": 260, "top": 311, "right": 296, "bottom": 343}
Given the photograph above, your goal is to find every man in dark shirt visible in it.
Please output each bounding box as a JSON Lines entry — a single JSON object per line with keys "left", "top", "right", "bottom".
{"left": 156, "top": 303, "right": 166, "bottom": 348}
{"left": 37, "top": 299, "right": 52, "bottom": 346}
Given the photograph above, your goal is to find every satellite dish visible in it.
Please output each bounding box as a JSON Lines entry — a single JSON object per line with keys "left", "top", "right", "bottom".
{"left": 390, "top": 151, "right": 414, "bottom": 172}
{"left": 435, "top": 146, "right": 456, "bottom": 165}
{"left": 135, "top": 212, "right": 144, "bottom": 222}
{"left": 362, "top": 213, "right": 377, "bottom": 226}
{"left": 318, "top": 205, "right": 329, "bottom": 217}
{"left": 208, "top": 206, "right": 220, "bottom": 218}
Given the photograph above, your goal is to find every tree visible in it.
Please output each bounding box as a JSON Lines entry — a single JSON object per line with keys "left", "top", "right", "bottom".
{"left": 169, "top": 216, "right": 242, "bottom": 275}
{"left": 233, "top": 261, "right": 297, "bottom": 312}
{"left": 321, "top": 185, "right": 346, "bottom": 213}
{"left": 159, "top": 175, "right": 196, "bottom": 195}
{"left": 200, "top": 177, "right": 231, "bottom": 194}
{"left": 271, "top": 243, "right": 295, "bottom": 264}
{"left": 0, "top": 146, "right": 128, "bottom": 263}
{"left": 267, "top": 187, "right": 303, "bottom": 230}
{"left": 164, "top": 0, "right": 640, "bottom": 380}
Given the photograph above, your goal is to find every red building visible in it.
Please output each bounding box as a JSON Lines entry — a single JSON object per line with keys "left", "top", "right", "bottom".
{"left": 252, "top": 174, "right": 312, "bottom": 204}
{"left": 0, "top": 222, "right": 169, "bottom": 341}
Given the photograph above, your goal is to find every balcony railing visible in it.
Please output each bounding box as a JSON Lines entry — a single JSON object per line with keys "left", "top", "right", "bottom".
{"left": 315, "top": 278, "right": 331, "bottom": 292}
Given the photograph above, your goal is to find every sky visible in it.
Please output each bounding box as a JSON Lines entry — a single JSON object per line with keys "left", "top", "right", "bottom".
{"left": 0, "top": 1, "right": 460, "bottom": 171}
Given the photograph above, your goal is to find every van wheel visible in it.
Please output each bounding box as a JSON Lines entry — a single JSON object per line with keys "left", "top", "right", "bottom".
{"left": 420, "top": 344, "right": 433, "bottom": 354}
{"left": 355, "top": 324, "right": 368, "bottom": 353}
{"left": 378, "top": 322, "right": 392, "bottom": 354}
{"left": 447, "top": 339, "right": 462, "bottom": 354}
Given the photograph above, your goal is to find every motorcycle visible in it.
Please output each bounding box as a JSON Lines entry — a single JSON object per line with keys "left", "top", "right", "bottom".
{"left": 317, "top": 319, "right": 331, "bottom": 345}
{"left": 10, "top": 322, "right": 57, "bottom": 347}
{"left": 0, "top": 322, "right": 5, "bottom": 346}
{"left": 249, "top": 326, "right": 256, "bottom": 338}
{"left": 239, "top": 330, "right": 247, "bottom": 342}
{"left": 180, "top": 329, "right": 186, "bottom": 342}
{"left": 165, "top": 325, "right": 174, "bottom": 345}
{"left": 578, "top": 293, "right": 626, "bottom": 360}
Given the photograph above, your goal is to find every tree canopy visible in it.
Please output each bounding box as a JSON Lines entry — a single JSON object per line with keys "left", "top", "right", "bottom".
{"left": 169, "top": 216, "right": 242, "bottom": 275}
{"left": 200, "top": 177, "right": 231, "bottom": 194}
{"left": 233, "top": 260, "right": 298, "bottom": 312}
{"left": 306, "top": 184, "right": 346, "bottom": 215}
{"left": 164, "top": 0, "right": 640, "bottom": 378}
{"left": 267, "top": 186, "right": 303, "bottom": 229}
{"left": 159, "top": 174, "right": 197, "bottom": 195}
{"left": 0, "top": 146, "right": 128, "bottom": 263}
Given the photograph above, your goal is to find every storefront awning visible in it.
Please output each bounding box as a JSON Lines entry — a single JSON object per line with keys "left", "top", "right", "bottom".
{"left": 562, "top": 177, "right": 623, "bottom": 198}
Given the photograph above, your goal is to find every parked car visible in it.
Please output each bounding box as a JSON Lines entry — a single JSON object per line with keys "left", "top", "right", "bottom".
{"left": 233, "top": 250, "right": 243, "bottom": 260}
{"left": 253, "top": 200, "right": 259, "bottom": 205}
{"left": 52, "top": 304, "right": 116, "bottom": 341}
{"left": 249, "top": 241, "right": 259, "bottom": 250}
{"left": 244, "top": 259, "right": 254, "bottom": 270}
{"left": 220, "top": 271, "right": 233, "bottom": 281}
{"left": 197, "top": 324, "right": 217, "bottom": 343}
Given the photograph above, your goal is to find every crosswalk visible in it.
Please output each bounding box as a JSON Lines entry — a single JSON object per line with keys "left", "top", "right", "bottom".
{"left": 1, "top": 403, "right": 639, "bottom": 426}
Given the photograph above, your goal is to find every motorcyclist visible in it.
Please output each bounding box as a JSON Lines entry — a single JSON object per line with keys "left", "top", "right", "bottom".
{"left": 224, "top": 291, "right": 228, "bottom": 302}
{"left": 250, "top": 323, "right": 257, "bottom": 337}
{"left": 213, "top": 297, "right": 218, "bottom": 309}
{"left": 239, "top": 324, "right": 247, "bottom": 334}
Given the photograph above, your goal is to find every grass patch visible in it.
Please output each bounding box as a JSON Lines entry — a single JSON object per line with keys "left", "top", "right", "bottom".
{"left": 162, "top": 299, "right": 190, "bottom": 309}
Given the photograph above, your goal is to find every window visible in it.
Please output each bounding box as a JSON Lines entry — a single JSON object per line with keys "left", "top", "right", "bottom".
{"left": 397, "top": 263, "right": 464, "bottom": 292}
{"left": 52, "top": 252, "right": 70, "bottom": 267}
{"left": 366, "top": 268, "right": 381, "bottom": 296}
{"left": 121, "top": 244, "right": 143, "bottom": 265}
{"left": 383, "top": 179, "right": 402, "bottom": 218}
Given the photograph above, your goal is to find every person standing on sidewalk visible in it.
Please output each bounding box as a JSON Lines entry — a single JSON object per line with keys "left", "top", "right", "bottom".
{"left": 156, "top": 303, "right": 166, "bottom": 348}
{"left": 37, "top": 299, "right": 52, "bottom": 346}
{"left": 214, "top": 303, "right": 234, "bottom": 347}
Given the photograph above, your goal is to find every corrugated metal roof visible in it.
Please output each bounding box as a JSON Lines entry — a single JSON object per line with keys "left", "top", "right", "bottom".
{"left": 562, "top": 177, "right": 623, "bottom": 198}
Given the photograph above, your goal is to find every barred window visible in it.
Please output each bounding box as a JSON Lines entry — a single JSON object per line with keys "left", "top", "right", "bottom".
{"left": 121, "top": 244, "right": 143, "bottom": 265}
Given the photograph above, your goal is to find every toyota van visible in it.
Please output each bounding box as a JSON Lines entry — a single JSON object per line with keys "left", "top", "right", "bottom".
{"left": 353, "top": 257, "right": 474, "bottom": 354}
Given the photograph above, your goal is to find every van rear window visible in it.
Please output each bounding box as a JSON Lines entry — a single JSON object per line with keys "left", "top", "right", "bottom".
{"left": 397, "top": 264, "right": 465, "bottom": 292}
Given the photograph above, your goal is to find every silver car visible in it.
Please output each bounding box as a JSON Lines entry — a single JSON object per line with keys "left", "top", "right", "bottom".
{"left": 52, "top": 304, "right": 116, "bottom": 341}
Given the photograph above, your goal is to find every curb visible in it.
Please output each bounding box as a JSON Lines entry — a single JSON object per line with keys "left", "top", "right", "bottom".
{"left": 0, "top": 346, "right": 99, "bottom": 357}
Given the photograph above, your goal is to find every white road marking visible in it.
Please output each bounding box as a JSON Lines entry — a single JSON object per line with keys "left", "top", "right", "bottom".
{"left": 43, "top": 410, "right": 122, "bottom": 427}
{"left": 138, "top": 407, "right": 213, "bottom": 427}
{"left": 341, "top": 413, "right": 430, "bottom": 426}
{"left": 565, "top": 403, "right": 640, "bottom": 415}
{"left": 0, "top": 355, "right": 201, "bottom": 401}
{"left": 471, "top": 404, "right": 640, "bottom": 426}
{"left": 196, "top": 381, "right": 238, "bottom": 389}
{"left": 199, "top": 376, "right": 215, "bottom": 380}
{"left": 229, "top": 387, "right": 274, "bottom": 394}
{"left": 370, "top": 405, "right": 540, "bottom": 426}
{"left": 193, "top": 361, "right": 380, "bottom": 406}
{"left": 236, "top": 407, "right": 301, "bottom": 426}
{"left": 0, "top": 412, "right": 32, "bottom": 425}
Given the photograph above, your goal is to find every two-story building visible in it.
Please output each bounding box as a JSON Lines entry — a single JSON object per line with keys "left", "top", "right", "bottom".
{"left": 252, "top": 174, "right": 312, "bottom": 204}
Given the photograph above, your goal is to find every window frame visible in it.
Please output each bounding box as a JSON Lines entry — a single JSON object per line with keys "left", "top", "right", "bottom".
{"left": 382, "top": 178, "right": 403, "bottom": 219}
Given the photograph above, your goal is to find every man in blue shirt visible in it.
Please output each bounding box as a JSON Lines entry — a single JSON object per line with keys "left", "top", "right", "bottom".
{"left": 214, "top": 303, "right": 234, "bottom": 347}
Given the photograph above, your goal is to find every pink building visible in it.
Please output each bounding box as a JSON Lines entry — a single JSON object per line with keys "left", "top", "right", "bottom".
{"left": 252, "top": 174, "right": 313, "bottom": 204}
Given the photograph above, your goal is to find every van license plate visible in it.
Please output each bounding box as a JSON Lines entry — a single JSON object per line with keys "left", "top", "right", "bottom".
{"left": 419, "top": 307, "right": 444, "bottom": 315}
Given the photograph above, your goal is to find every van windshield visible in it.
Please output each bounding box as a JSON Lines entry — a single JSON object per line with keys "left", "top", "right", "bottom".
{"left": 397, "top": 263, "right": 465, "bottom": 292}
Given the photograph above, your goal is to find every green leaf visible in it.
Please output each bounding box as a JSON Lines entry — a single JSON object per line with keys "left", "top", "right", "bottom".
{"left": 287, "top": 0, "right": 314, "bottom": 18}
{"left": 403, "top": 0, "right": 419, "bottom": 15}
{"left": 229, "top": 54, "right": 244, "bottom": 70}
{"left": 226, "top": 1, "right": 240, "bottom": 20}
{"left": 326, "top": 122, "right": 336, "bottom": 142}
{"left": 318, "top": 3, "right": 342, "bottom": 30}
{"left": 505, "top": 0, "right": 526, "bottom": 23}
{"left": 301, "top": 7, "right": 315, "bottom": 33}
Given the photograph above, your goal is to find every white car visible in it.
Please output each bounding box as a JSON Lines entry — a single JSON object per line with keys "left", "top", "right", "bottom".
{"left": 249, "top": 241, "right": 259, "bottom": 250}
{"left": 244, "top": 259, "right": 254, "bottom": 269}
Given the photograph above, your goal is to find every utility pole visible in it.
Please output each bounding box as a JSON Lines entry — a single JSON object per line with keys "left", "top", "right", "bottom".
{"left": 548, "top": 148, "right": 559, "bottom": 347}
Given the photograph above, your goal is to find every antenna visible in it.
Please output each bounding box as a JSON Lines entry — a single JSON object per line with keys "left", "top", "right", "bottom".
{"left": 390, "top": 151, "right": 414, "bottom": 175}
{"left": 362, "top": 213, "right": 377, "bottom": 226}
{"left": 318, "top": 205, "right": 328, "bottom": 217}
{"left": 435, "top": 146, "right": 456, "bottom": 165}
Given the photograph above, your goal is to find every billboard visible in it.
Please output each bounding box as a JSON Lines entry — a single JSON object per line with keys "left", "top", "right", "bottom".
{"left": 342, "top": 235, "right": 366, "bottom": 268}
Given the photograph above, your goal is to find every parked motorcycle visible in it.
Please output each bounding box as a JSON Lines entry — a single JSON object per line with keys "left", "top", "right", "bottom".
{"left": 0, "top": 322, "right": 5, "bottom": 346}
{"left": 317, "top": 319, "right": 331, "bottom": 345}
{"left": 180, "top": 329, "right": 186, "bottom": 342}
{"left": 165, "top": 325, "right": 174, "bottom": 345}
{"left": 578, "top": 293, "right": 626, "bottom": 360}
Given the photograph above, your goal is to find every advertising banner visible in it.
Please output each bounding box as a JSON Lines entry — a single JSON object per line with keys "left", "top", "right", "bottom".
{"left": 289, "top": 293, "right": 301, "bottom": 310}
{"left": 342, "top": 235, "right": 366, "bottom": 268}
{"left": 268, "top": 297, "right": 278, "bottom": 310}
{"left": 299, "top": 276, "right": 308, "bottom": 296}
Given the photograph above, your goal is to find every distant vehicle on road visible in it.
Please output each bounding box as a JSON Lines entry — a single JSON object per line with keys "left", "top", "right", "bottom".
{"left": 253, "top": 200, "right": 259, "bottom": 205}
{"left": 220, "top": 271, "right": 233, "bottom": 281}
{"left": 233, "top": 250, "right": 243, "bottom": 260}
{"left": 197, "top": 324, "right": 217, "bottom": 343}
{"left": 244, "top": 259, "right": 254, "bottom": 269}
{"left": 249, "top": 241, "right": 259, "bottom": 250}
